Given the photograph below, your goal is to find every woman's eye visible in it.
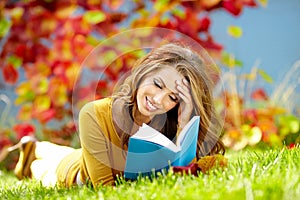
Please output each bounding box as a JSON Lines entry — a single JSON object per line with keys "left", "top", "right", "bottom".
{"left": 169, "top": 95, "right": 178, "bottom": 102}
{"left": 153, "top": 79, "right": 162, "bottom": 89}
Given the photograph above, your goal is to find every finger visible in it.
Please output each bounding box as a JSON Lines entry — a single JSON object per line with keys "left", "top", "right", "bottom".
{"left": 182, "top": 78, "right": 190, "bottom": 88}
{"left": 178, "top": 92, "right": 191, "bottom": 104}
{"left": 178, "top": 90, "right": 192, "bottom": 106}
{"left": 176, "top": 80, "right": 190, "bottom": 92}
{"left": 177, "top": 85, "right": 189, "bottom": 97}
{"left": 176, "top": 82, "right": 191, "bottom": 101}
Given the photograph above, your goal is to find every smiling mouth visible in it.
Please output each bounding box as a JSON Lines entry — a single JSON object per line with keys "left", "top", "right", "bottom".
{"left": 145, "top": 97, "right": 157, "bottom": 112}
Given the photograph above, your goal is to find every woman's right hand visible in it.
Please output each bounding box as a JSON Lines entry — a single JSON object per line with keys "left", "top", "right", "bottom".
{"left": 176, "top": 78, "right": 193, "bottom": 129}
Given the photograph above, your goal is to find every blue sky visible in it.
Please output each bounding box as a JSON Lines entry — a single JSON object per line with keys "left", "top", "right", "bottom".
{"left": 210, "top": 0, "right": 300, "bottom": 95}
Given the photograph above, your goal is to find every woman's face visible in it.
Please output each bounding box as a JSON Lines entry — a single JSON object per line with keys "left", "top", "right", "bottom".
{"left": 136, "top": 66, "right": 185, "bottom": 121}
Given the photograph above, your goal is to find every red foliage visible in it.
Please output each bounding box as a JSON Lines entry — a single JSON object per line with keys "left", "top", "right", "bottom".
{"left": 198, "top": 16, "right": 211, "bottom": 32}
{"left": 288, "top": 143, "right": 296, "bottom": 149}
{"left": 33, "top": 108, "right": 56, "bottom": 124}
{"left": 13, "top": 123, "right": 35, "bottom": 140}
{"left": 2, "top": 64, "right": 18, "bottom": 84}
{"left": 251, "top": 88, "right": 268, "bottom": 101}
{"left": 222, "top": 0, "right": 257, "bottom": 16}
{"left": 0, "top": 0, "right": 259, "bottom": 145}
{"left": 0, "top": 135, "right": 12, "bottom": 149}
{"left": 172, "top": 163, "right": 199, "bottom": 176}
{"left": 222, "top": 0, "right": 244, "bottom": 16}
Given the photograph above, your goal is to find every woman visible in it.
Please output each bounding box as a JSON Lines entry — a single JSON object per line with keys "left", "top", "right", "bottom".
{"left": 7, "top": 43, "right": 225, "bottom": 187}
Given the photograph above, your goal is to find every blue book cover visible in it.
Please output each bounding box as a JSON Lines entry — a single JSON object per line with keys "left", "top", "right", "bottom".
{"left": 124, "top": 116, "right": 200, "bottom": 179}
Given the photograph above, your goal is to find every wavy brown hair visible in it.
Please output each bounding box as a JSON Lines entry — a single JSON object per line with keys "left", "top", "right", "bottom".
{"left": 111, "top": 43, "right": 225, "bottom": 158}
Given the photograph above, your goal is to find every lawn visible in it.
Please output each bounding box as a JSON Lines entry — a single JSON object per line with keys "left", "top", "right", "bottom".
{"left": 0, "top": 147, "right": 299, "bottom": 200}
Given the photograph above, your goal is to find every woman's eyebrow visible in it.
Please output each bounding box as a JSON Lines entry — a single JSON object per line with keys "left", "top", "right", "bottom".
{"left": 158, "top": 77, "right": 180, "bottom": 98}
{"left": 157, "top": 77, "right": 166, "bottom": 87}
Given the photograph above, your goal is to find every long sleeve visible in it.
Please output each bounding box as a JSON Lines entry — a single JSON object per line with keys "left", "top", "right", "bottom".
{"left": 78, "top": 98, "right": 125, "bottom": 187}
{"left": 79, "top": 101, "right": 115, "bottom": 186}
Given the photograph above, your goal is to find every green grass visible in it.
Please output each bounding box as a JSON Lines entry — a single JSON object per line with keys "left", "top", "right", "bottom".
{"left": 1, "top": 147, "right": 300, "bottom": 200}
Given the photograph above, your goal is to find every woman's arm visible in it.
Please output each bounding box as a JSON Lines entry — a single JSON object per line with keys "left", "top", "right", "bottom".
{"left": 79, "top": 102, "right": 115, "bottom": 186}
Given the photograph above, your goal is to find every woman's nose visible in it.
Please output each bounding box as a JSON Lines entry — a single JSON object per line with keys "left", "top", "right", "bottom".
{"left": 153, "top": 91, "right": 167, "bottom": 105}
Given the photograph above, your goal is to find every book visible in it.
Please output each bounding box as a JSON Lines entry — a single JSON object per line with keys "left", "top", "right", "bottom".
{"left": 124, "top": 116, "right": 200, "bottom": 179}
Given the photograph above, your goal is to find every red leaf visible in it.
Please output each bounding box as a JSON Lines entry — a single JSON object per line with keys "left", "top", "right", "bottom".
{"left": 198, "top": 16, "right": 211, "bottom": 32}
{"left": 0, "top": 135, "right": 12, "bottom": 149}
{"left": 197, "top": 36, "right": 223, "bottom": 51}
{"left": 110, "top": 13, "right": 128, "bottom": 23}
{"left": 106, "top": 0, "right": 124, "bottom": 10}
{"left": 158, "top": 20, "right": 176, "bottom": 30}
{"left": 2, "top": 64, "right": 19, "bottom": 84}
{"left": 243, "top": 109, "right": 258, "bottom": 122}
{"left": 172, "top": 163, "right": 199, "bottom": 176}
{"left": 15, "top": 44, "right": 27, "bottom": 58}
{"left": 222, "top": 0, "right": 243, "bottom": 16}
{"left": 251, "top": 88, "right": 268, "bottom": 101}
{"left": 288, "top": 143, "right": 295, "bottom": 149}
{"left": 77, "top": 87, "right": 94, "bottom": 100}
{"left": 175, "top": 10, "right": 200, "bottom": 37}
{"left": 13, "top": 123, "right": 35, "bottom": 140}
{"left": 243, "top": 0, "right": 257, "bottom": 7}
{"left": 70, "top": 16, "right": 91, "bottom": 36}
{"left": 96, "top": 80, "right": 108, "bottom": 89}
{"left": 181, "top": 0, "right": 222, "bottom": 11}
{"left": 61, "top": 121, "right": 77, "bottom": 137}
{"left": 35, "top": 109, "right": 56, "bottom": 124}
{"left": 256, "top": 119, "right": 277, "bottom": 142}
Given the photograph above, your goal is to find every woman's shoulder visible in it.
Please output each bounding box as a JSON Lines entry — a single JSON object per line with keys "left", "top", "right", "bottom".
{"left": 80, "top": 97, "right": 112, "bottom": 113}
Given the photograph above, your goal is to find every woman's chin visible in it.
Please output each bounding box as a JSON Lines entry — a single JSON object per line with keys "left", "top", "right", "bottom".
{"left": 138, "top": 109, "right": 156, "bottom": 120}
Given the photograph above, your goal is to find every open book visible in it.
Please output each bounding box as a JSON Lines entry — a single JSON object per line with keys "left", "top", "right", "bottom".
{"left": 124, "top": 116, "right": 200, "bottom": 179}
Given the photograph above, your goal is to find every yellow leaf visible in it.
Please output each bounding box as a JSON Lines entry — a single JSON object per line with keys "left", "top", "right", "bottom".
{"left": 37, "top": 62, "right": 51, "bottom": 77}
{"left": 153, "top": 0, "right": 178, "bottom": 13}
{"left": 201, "top": 0, "right": 222, "bottom": 8}
{"left": 62, "top": 40, "right": 72, "bottom": 60}
{"left": 41, "top": 18, "right": 57, "bottom": 33}
{"left": 221, "top": 52, "right": 243, "bottom": 68}
{"left": 86, "top": 35, "right": 100, "bottom": 46}
{"left": 0, "top": 18, "right": 11, "bottom": 37}
{"left": 10, "top": 7, "right": 24, "bottom": 21}
{"left": 171, "top": 8, "right": 185, "bottom": 19}
{"left": 15, "top": 82, "right": 29, "bottom": 95}
{"left": 87, "top": 0, "right": 102, "bottom": 5}
{"left": 83, "top": 10, "right": 106, "bottom": 24}
{"left": 55, "top": 4, "right": 77, "bottom": 18}
{"left": 33, "top": 78, "right": 49, "bottom": 94}
{"left": 7, "top": 55, "right": 22, "bottom": 68}
{"left": 258, "top": 0, "right": 268, "bottom": 7}
{"left": 99, "top": 50, "right": 118, "bottom": 67}
{"left": 33, "top": 95, "right": 51, "bottom": 113}
{"left": 50, "top": 84, "right": 68, "bottom": 107}
{"left": 154, "top": 0, "right": 169, "bottom": 12}
{"left": 197, "top": 155, "right": 228, "bottom": 173}
{"left": 17, "top": 104, "right": 33, "bottom": 121}
{"left": 66, "top": 63, "right": 80, "bottom": 88}
{"left": 227, "top": 25, "right": 243, "bottom": 38}
{"left": 258, "top": 69, "right": 273, "bottom": 83}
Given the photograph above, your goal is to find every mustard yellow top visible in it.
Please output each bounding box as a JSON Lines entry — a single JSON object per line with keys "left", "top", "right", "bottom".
{"left": 56, "top": 97, "right": 126, "bottom": 187}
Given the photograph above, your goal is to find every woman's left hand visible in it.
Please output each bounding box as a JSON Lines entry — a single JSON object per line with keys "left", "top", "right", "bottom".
{"left": 176, "top": 78, "right": 193, "bottom": 129}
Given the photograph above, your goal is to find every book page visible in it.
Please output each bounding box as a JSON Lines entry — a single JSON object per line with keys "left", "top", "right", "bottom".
{"left": 176, "top": 116, "right": 200, "bottom": 147}
{"left": 132, "top": 124, "right": 181, "bottom": 152}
